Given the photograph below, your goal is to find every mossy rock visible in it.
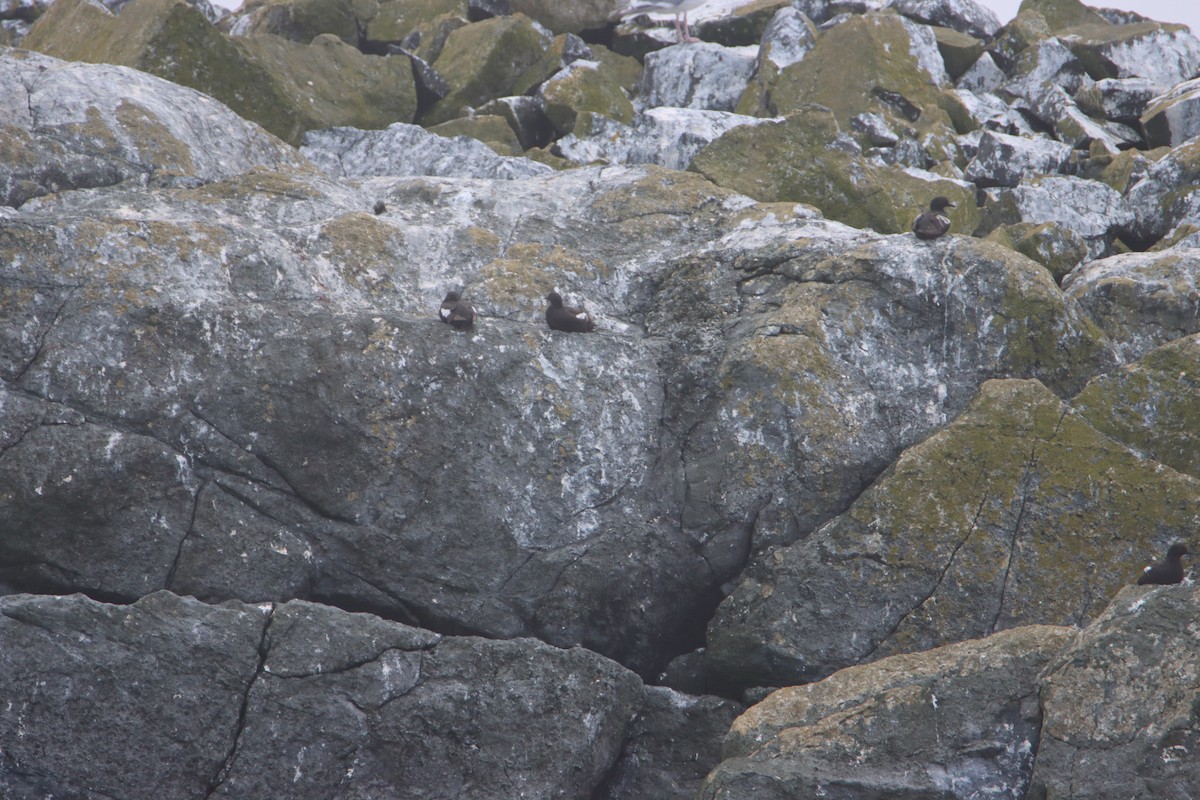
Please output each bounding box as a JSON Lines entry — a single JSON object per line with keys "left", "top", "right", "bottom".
{"left": 229, "top": 0, "right": 379, "bottom": 46}
{"left": 23, "top": 0, "right": 416, "bottom": 145}
{"left": 1073, "top": 335, "right": 1200, "bottom": 481}
{"left": 699, "top": 0, "right": 792, "bottom": 47}
{"left": 933, "top": 26, "right": 985, "bottom": 80}
{"left": 368, "top": 9, "right": 466, "bottom": 62}
{"left": 987, "top": 9, "right": 1051, "bottom": 68}
{"left": 540, "top": 62, "right": 634, "bottom": 136}
{"left": 762, "top": 13, "right": 955, "bottom": 133}
{"left": 506, "top": 0, "right": 624, "bottom": 35}
{"left": 587, "top": 43, "right": 644, "bottom": 96}
{"left": 426, "top": 14, "right": 553, "bottom": 125}
{"left": 690, "top": 108, "right": 978, "bottom": 235}
{"left": 1060, "top": 20, "right": 1185, "bottom": 80}
{"left": 365, "top": 0, "right": 464, "bottom": 44}
{"left": 987, "top": 222, "right": 1088, "bottom": 284}
{"left": 1017, "top": 0, "right": 1107, "bottom": 33}
{"left": 427, "top": 114, "right": 523, "bottom": 156}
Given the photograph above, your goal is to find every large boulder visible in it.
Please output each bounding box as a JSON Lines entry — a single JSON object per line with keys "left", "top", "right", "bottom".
{"left": 0, "top": 49, "right": 304, "bottom": 208}
{"left": 752, "top": 13, "right": 953, "bottom": 133}
{"left": 1029, "top": 585, "right": 1200, "bottom": 799}
{"left": 1141, "top": 77, "right": 1200, "bottom": 149}
{"left": 22, "top": 0, "right": 417, "bottom": 145}
{"left": 299, "top": 123, "right": 555, "bottom": 179}
{"left": 690, "top": 108, "right": 981, "bottom": 234}
{"left": 1073, "top": 334, "right": 1200, "bottom": 481}
{"left": 964, "top": 130, "right": 1072, "bottom": 188}
{"left": 1063, "top": 246, "right": 1200, "bottom": 362}
{"left": 540, "top": 59, "right": 635, "bottom": 135}
{"left": 639, "top": 42, "right": 757, "bottom": 113}
{"left": 1121, "top": 137, "right": 1200, "bottom": 245}
{"left": 507, "top": 0, "right": 625, "bottom": 35}
{"left": 0, "top": 591, "right": 646, "bottom": 799}
{"left": 425, "top": 13, "right": 554, "bottom": 125}
{"left": 890, "top": 0, "right": 1002, "bottom": 40}
{"left": 700, "top": 625, "right": 1074, "bottom": 800}
{"left": 1060, "top": 20, "right": 1200, "bottom": 88}
{"left": 1004, "top": 174, "right": 1131, "bottom": 258}
{"left": 705, "top": 378, "right": 1199, "bottom": 691}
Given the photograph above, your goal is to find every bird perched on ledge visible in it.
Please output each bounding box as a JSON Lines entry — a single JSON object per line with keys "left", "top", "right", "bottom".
{"left": 620, "top": 0, "right": 707, "bottom": 43}
{"left": 912, "top": 196, "right": 955, "bottom": 240}
{"left": 545, "top": 291, "right": 595, "bottom": 332}
{"left": 439, "top": 291, "right": 475, "bottom": 330}
{"left": 1137, "top": 543, "right": 1189, "bottom": 585}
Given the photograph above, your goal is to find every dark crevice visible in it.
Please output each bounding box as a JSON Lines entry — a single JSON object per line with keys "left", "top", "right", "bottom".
{"left": 10, "top": 291, "right": 75, "bottom": 387}
{"left": 165, "top": 481, "right": 205, "bottom": 591}
{"left": 203, "top": 603, "right": 274, "bottom": 799}
{"left": 991, "top": 443, "right": 1041, "bottom": 634}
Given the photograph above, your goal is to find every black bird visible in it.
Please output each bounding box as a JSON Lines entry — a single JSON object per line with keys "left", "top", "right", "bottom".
{"left": 1137, "top": 543, "right": 1189, "bottom": 585}
{"left": 373, "top": 200, "right": 387, "bottom": 215}
{"left": 912, "top": 196, "right": 955, "bottom": 240}
{"left": 545, "top": 291, "right": 595, "bottom": 333}
{"left": 439, "top": 291, "right": 475, "bottom": 330}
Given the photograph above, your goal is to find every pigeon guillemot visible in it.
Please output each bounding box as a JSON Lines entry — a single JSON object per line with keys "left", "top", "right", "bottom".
{"left": 620, "top": 0, "right": 707, "bottom": 43}
{"left": 545, "top": 291, "right": 595, "bottom": 332}
{"left": 439, "top": 291, "right": 476, "bottom": 330}
{"left": 912, "top": 196, "right": 955, "bottom": 240}
{"left": 1137, "top": 543, "right": 1189, "bottom": 585}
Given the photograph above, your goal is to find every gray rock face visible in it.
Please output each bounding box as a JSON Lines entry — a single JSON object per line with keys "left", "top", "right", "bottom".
{"left": 956, "top": 51, "right": 1005, "bottom": 93}
{"left": 0, "top": 48, "right": 303, "bottom": 207}
{"left": 638, "top": 42, "right": 757, "bottom": 112}
{"left": 1141, "top": 76, "right": 1200, "bottom": 148}
{"left": 1075, "top": 76, "right": 1165, "bottom": 123}
{"left": 0, "top": 591, "right": 645, "bottom": 800}
{"left": 1062, "top": 23, "right": 1200, "bottom": 88}
{"left": 889, "top": 0, "right": 1001, "bottom": 39}
{"left": 555, "top": 107, "right": 773, "bottom": 170}
{"left": 300, "top": 122, "right": 555, "bottom": 179}
{"left": 1121, "top": 137, "right": 1200, "bottom": 244}
{"left": 1028, "top": 586, "right": 1200, "bottom": 800}
{"left": 1063, "top": 246, "right": 1200, "bottom": 362}
{"left": 756, "top": 6, "right": 818, "bottom": 70}
{"left": 705, "top": 378, "right": 1199, "bottom": 691}
{"left": 1009, "top": 174, "right": 1132, "bottom": 258}
{"left": 701, "top": 625, "right": 1073, "bottom": 800}
{"left": 965, "top": 130, "right": 1072, "bottom": 188}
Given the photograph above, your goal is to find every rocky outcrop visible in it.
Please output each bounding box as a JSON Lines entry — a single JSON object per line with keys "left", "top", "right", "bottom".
{"left": 701, "top": 625, "right": 1073, "bottom": 800}
{"left": 21, "top": 0, "right": 418, "bottom": 145}
{"left": 0, "top": 590, "right": 645, "bottom": 799}
{"left": 0, "top": 48, "right": 305, "bottom": 207}
{"left": 705, "top": 378, "right": 1199, "bottom": 691}
{"left": 1028, "top": 585, "right": 1200, "bottom": 799}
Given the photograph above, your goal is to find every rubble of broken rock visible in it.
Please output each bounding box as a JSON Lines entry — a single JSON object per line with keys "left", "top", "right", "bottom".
{"left": 4, "top": 0, "right": 1200, "bottom": 797}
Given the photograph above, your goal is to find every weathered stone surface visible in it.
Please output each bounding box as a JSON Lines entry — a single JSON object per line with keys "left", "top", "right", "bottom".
{"left": 1074, "top": 76, "right": 1165, "bottom": 123}
{"left": 701, "top": 625, "right": 1073, "bottom": 800}
{"left": 1028, "top": 586, "right": 1200, "bottom": 800}
{"left": 426, "top": 13, "right": 553, "bottom": 125}
{"left": 696, "top": 0, "right": 793, "bottom": 48}
{"left": 691, "top": 109, "right": 980, "bottom": 234}
{"left": 956, "top": 50, "right": 1006, "bottom": 93}
{"left": 755, "top": 13, "right": 954, "bottom": 131}
{"left": 1122, "top": 137, "right": 1200, "bottom": 245}
{"left": 736, "top": 7, "right": 818, "bottom": 117}
{"left": 300, "top": 122, "right": 552, "bottom": 178}
{"left": 1061, "top": 21, "right": 1200, "bottom": 88}
{"left": 0, "top": 49, "right": 304, "bottom": 208}
{"left": 1024, "top": 83, "right": 1144, "bottom": 150}
{"left": 478, "top": 94, "right": 557, "bottom": 150}
{"left": 988, "top": 221, "right": 1089, "bottom": 284}
{"left": 507, "top": 0, "right": 624, "bottom": 35}
{"left": 1062, "top": 247, "right": 1200, "bottom": 362}
{"left": 704, "top": 377, "right": 1200, "bottom": 690}
{"left": 597, "top": 688, "right": 744, "bottom": 800}
{"left": 225, "top": 0, "right": 372, "bottom": 45}
{"left": 1074, "top": 334, "right": 1200, "bottom": 481}
{"left": 540, "top": 59, "right": 634, "bottom": 135}
{"left": 639, "top": 42, "right": 757, "bottom": 113}
{"left": 1007, "top": 174, "right": 1131, "bottom": 258}
{"left": 23, "top": 0, "right": 418, "bottom": 145}
{"left": 1020, "top": 0, "right": 1107, "bottom": 33}
{"left": 964, "top": 130, "right": 1071, "bottom": 188}
{"left": 1141, "top": 77, "right": 1200, "bottom": 149}
{"left": 0, "top": 591, "right": 648, "bottom": 800}
{"left": 891, "top": 0, "right": 1001, "bottom": 40}
{"left": 934, "top": 25, "right": 985, "bottom": 80}
{"left": 555, "top": 107, "right": 773, "bottom": 171}
{"left": 428, "top": 113, "right": 524, "bottom": 155}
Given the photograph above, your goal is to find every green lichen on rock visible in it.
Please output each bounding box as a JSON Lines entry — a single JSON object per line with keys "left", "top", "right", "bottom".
{"left": 1074, "top": 336, "right": 1200, "bottom": 480}
{"left": 426, "top": 14, "right": 553, "bottom": 125}
{"left": 933, "top": 26, "right": 985, "bottom": 80}
{"left": 690, "top": 109, "right": 977, "bottom": 235}
{"left": 986, "top": 222, "right": 1088, "bottom": 284}
{"left": 428, "top": 115, "right": 524, "bottom": 156}
{"left": 757, "top": 13, "right": 954, "bottom": 134}
{"left": 1018, "top": 0, "right": 1107, "bottom": 33}
{"left": 540, "top": 62, "right": 635, "bottom": 136}
{"left": 231, "top": 0, "right": 381, "bottom": 46}
{"left": 23, "top": 0, "right": 417, "bottom": 145}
